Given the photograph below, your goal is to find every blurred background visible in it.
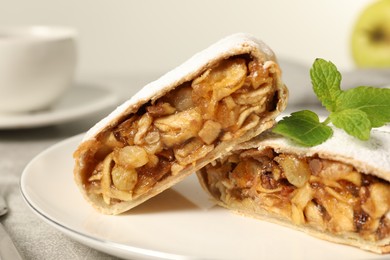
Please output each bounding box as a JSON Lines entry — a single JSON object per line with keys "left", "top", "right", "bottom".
{"left": 0, "top": 0, "right": 371, "bottom": 74}
{"left": 1, "top": 0, "right": 388, "bottom": 105}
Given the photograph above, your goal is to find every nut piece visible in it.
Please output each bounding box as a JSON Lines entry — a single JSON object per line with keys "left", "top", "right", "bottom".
{"left": 134, "top": 113, "right": 153, "bottom": 145}
{"left": 230, "top": 159, "right": 260, "bottom": 188}
{"left": 154, "top": 108, "right": 203, "bottom": 147}
{"left": 362, "top": 183, "right": 390, "bottom": 219}
{"left": 305, "top": 201, "right": 326, "bottom": 230}
{"left": 216, "top": 96, "right": 240, "bottom": 129}
{"left": 275, "top": 154, "right": 310, "bottom": 188}
{"left": 101, "top": 154, "right": 114, "bottom": 205}
{"left": 291, "top": 183, "right": 314, "bottom": 209}
{"left": 317, "top": 159, "right": 354, "bottom": 180}
{"left": 235, "top": 105, "right": 265, "bottom": 130}
{"left": 291, "top": 183, "right": 314, "bottom": 224}
{"left": 103, "top": 132, "right": 124, "bottom": 148}
{"left": 192, "top": 58, "right": 247, "bottom": 101}
{"left": 323, "top": 198, "right": 355, "bottom": 232}
{"left": 143, "top": 129, "right": 163, "bottom": 155}
{"left": 232, "top": 85, "right": 272, "bottom": 105}
{"left": 198, "top": 120, "right": 222, "bottom": 145}
{"left": 247, "top": 60, "right": 272, "bottom": 89}
{"left": 192, "top": 58, "right": 247, "bottom": 119}
{"left": 146, "top": 102, "right": 176, "bottom": 117}
{"left": 174, "top": 138, "right": 214, "bottom": 165}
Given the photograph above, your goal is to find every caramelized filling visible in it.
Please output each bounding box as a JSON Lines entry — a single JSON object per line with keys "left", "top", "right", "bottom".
{"left": 76, "top": 57, "right": 281, "bottom": 205}
{"left": 201, "top": 148, "right": 390, "bottom": 242}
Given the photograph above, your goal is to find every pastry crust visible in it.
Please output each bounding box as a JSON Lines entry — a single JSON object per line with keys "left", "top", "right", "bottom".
{"left": 241, "top": 127, "right": 390, "bottom": 182}
{"left": 73, "top": 33, "right": 288, "bottom": 214}
{"left": 197, "top": 126, "right": 390, "bottom": 254}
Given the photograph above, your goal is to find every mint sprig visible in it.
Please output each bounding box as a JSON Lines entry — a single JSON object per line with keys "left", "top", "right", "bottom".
{"left": 273, "top": 58, "right": 390, "bottom": 146}
{"left": 273, "top": 110, "right": 333, "bottom": 147}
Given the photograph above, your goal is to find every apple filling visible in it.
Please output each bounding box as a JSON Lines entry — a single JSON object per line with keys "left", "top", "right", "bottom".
{"left": 75, "top": 56, "right": 281, "bottom": 205}
{"left": 200, "top": 148, "right": 390, "bottom": 243}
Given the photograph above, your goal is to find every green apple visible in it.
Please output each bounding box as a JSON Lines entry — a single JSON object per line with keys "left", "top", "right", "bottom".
{"left": 351, "top": 0, "right": 390, "bottom": 67}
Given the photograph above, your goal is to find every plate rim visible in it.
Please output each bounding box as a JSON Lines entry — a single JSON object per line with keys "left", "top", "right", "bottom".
{"left": 19, "top": 134, "right": 388, "bottom": 260}
{"left": 19, "top": 134, "right": 193, "bottom": 260}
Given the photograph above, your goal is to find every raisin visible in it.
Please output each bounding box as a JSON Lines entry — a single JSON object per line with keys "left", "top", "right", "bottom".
{"left": 354, "top": 210, "right": 370, "bottom": 232}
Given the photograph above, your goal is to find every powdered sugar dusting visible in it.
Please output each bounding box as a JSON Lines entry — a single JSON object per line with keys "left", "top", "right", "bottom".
{"left": 258, "top": 126, "right": 390, "bottom": 181}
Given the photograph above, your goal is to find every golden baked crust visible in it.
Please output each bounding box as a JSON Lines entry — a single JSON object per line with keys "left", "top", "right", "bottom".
{"left": 197, "top": 129, "right": 390, "bottom": 254}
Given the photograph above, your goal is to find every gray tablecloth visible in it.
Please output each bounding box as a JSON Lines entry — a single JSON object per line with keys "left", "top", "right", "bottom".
{"left": 0, "top": 119, "right": 119, "bottom": 259}
{"left": 0, "top": 75, "right": 157, "bottom": 260}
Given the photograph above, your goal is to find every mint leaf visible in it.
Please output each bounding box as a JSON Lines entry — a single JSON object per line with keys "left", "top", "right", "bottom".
{"left": 274, "top": 58, "right": 390, "bottom": 147}
{"left": 272, "top": 110, "right": 333, "bottom": 147}
{"left": 335, "top": 86, "right": 390, "bottom": 127}
{"left": 330, "top": 109, "right": 371, "bottom": 140}
{"left": 310, "top": 58, "right": 342, "bottom": 112}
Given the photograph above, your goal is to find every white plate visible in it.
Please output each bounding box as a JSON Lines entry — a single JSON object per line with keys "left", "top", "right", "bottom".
{"left": 20, "top": 135, "right": 388, "bottom": 260}
{"left": 0, "top": 84, "right": 118, "bottom": 129}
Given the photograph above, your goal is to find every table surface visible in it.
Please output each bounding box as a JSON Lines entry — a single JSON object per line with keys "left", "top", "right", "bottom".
{"left": 0, "top": 74, "right": 158, "bottom": 260}
{"left": 1, "top": 119, "right": 120, "bottom": 260}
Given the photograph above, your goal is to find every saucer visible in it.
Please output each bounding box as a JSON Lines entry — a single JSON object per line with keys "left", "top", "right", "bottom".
{"left": 0, "top": 83, "right": 118, "bottom": 129}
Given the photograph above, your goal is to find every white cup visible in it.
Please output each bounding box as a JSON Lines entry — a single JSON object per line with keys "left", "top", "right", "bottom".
{"left": 0, "top": 26, "right": 77, "bottom": 113}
